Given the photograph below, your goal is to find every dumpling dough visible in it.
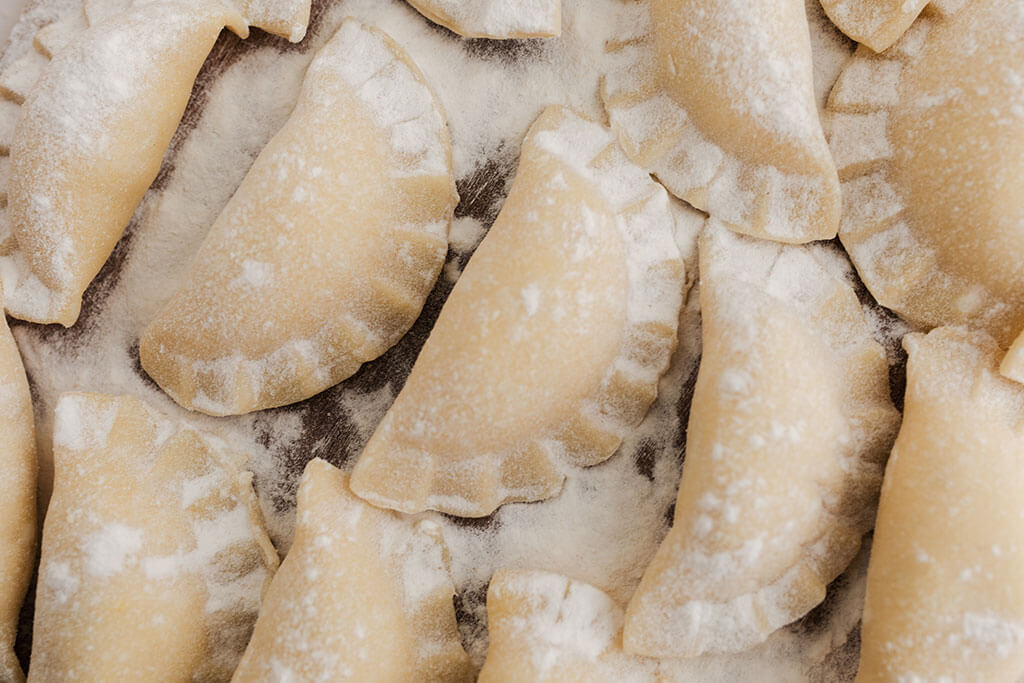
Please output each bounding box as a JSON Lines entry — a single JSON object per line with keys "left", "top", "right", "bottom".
{"left": 0, "top": 283, "right": 35, "bottom": 683}
{"left": 407, "top": 0, "right": 560, "bottom": 38}
{"left": 602, "top": 0, "right": 840, "bottom": 243}
{"left": 140, "top": 19, "right": 457, "bottom": 416}
{"left": 819, "top": 0, "right": 926, "bottom": 51}
{"left": 827, "top": 0, "right": 1024, "bottom": 347}
{"left": 819, "top": 0, "right": 969, "bottom": 52}
{"left": 999, "top": 332, "right": 1024, "bottom": 385}
{"left": 30, "top": 392, "right": 279, "bottom": 682}
{"left": 233, "top": 459, "right": 473, "bottom": 682}
{"left": 858, "top": 326, "right": 1024, "bottom": 681}
{"left": 0, "top": 0, "right": 311, "bottom": 326}
{"left": 350, "top": 105, "right": 697, "bottom": 517}
{"left": 479, "top": 570, "right": 664, "bottom": 682}
{"left": 623, "top": 223, "right": 900, "bottom": 657}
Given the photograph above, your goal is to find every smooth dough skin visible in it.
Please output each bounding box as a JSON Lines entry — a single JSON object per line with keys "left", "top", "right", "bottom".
{"left": 233, "top": 459, "right": 473, "bottom": 682}
{"left": 602, "top": 0, "right": 840, "bottom": 243}
{"left": 829, "top": 0, "right": 1024, "bottom": 349}
{"left": 350, "top": 105, "right": 693, "bottom": 518}
{"left": 406, "top": 0, "right": 561, "bottom": 39}
{"left": 30, "top": 393, "right": 279, "bottom": 683}
{"left": 858, "top": 327, "right": 1024, "bottom": 682}
{"left": 623, "top": 224, "right": 899, "bottom": 658}
{"left": 819, "top": 0, "right": 930, "bottom": 52}
{"left": 479, "top": 570, "right": 661, "bottom": 682}
{"left": 140, "top": 19, "right": 457, "bottom": 416}
{"left": 0, "top": 0, "right": 311, "bottom": 326}
{"left": 0, "top": 283, "right": 36, "bottom": 683}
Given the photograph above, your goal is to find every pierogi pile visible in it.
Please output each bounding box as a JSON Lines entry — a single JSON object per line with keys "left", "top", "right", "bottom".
{"left": 0, "top": 0, "right": 1021, "bottom": 681}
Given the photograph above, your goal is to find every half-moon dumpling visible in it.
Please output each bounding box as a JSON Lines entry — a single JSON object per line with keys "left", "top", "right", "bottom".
{"left": 0, "top": 283, "right": 36, "bottom": 683}
{"left": 140, "top": 18, "right": 457, "bottom": 416}
{"left": 0, "top": 0, "right": 311, "bottom": 326}
{"left": 479, "top": 570, "right": 661, "bottom": 682}
{"left": 30, "top": 392, "right": 279, "bottom": 682}
{"left": 601, "top": 0, "right": 840, "bottom": 243}
{"left": 233, "top": 458, "right": 473, "bottom": 682}
{"left": 827, "top": 0, "right": 1024, "bottom": 347}
{"left": 406, "top": 0, "right": 560, "bottom": 38}
{"left": 858, "top": 326, "right": 1024, "bottom": 681}
{"left": 623, "top": 223, "right": 900, "bottom": 657}
{"left": 350, "top": 105, "right": 697, "bottom": 517}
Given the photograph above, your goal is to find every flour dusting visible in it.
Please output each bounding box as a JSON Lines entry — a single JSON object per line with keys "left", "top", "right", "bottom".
{"left": 3, "top": 0, "right": 872, "bottom": 678}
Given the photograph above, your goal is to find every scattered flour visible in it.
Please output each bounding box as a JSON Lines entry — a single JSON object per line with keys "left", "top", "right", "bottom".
{"left": 84, "top": 523, "right": 143, "bottom": 577}
{"left": 407, "top": 0, "right": 560, "bottom": 38}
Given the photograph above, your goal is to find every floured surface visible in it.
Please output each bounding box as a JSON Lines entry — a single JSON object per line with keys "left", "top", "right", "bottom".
{"left": 1, "top": 0, "right": 889, "bottom": 679}
{"left": 479, "top": 563, "right": 872, "bottom": 681}
{"left": 235, "top": 459, "right": 472, "bottom": 681}
{"left": 819, "top": 0, "right": 930, "bottom": 52}
{"left": 31, "top": 393, "right": 278, "bottom": 681}
{"left": 601, "top": 0, "right": 841, "bottom": 243}
{"left": 622, "top": 224, "right": 899, "bottom": 658}
{"left": 0, "top": 282, "right": 35, "bottom": 683}
{"left": 828, "top": 0, "right": 1024, "bottom": 348}
{"left": 139, "top": 18, "right": 456, "bottom": 416}
{"left": 406, "top": 0, "right": 561, "bottom": 39}
{"left": 349, "top": 106, "right": 691, "bottom": 517}
{"left": 859, "top": 327, "right": 1024, "bottom": 680}
{"left": 1, "top": 0, "right": 250, "bottom": 325}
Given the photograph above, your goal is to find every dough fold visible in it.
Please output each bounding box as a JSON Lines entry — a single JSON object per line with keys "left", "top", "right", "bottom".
{"left": 351, "top": 105, "right": 696, "bottom": 517}
{"left": 602, "top": 0, "right": 840, "bottom": 243}
{"left": 0, "top": 0, "right": 311, "bottom": 325}
{"left": 858, "top": 327, "right": 1024, "bottom": 681}
{"left": 233, "top": 458, "right": 473, "bottom": 682}
{"left": 0, "top": 282, "right": 36, "bottom": 683}
{"left": 141, "top": 18, "right": 456, "bottom": 416}
{"left": 623, "top": 223, "right": 899, "bottom": 657}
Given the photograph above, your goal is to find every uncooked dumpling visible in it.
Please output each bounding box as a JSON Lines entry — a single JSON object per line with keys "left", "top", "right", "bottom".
{"left": 623, "top": 223, "right": 899, "bottom": 657}
{"left": 602, "top": 0, "right": 840, "bottom": 243}
{"left": 350, "top": 105, "right": 697, "bottom": 517}
{"left": 479, "top": 570, "right": 663, "bottom": 682}
{"left": 828, "top": 0, "right": 1024, "bottom": 347}
{"left": 0, "top": 0, "right": 311, "bottom": 326}
{"left": 0, "top": 283, "right": 35, "bottom": 683}
{"left": 407, "top": 0, "right": 560, "bottom": 38}
{"left": 858, "top": 326, "right": 1024, "bottom": 681}
{"left": 30, "top": 392, "right": 279, "bottom": 682}
{"left": 140, "top": 19, "right": 457, "bottom": 416}
{"left": 233, "top": 458, "right": 473, "bottom": 682}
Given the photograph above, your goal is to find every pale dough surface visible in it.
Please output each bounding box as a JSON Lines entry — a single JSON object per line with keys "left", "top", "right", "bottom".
{"left": 479, "top": 563, "right": 875, "bottom": 681}
{"left": 406, "top": 0, "right": 560, "bottom": 38}
{"left": 828, "top": 0, "right": 1024, "bottom": 348}
{"left": 140, "top": 18, "right": 456, "bottom": 416}
{"left": 858, "top": 327, "right": 1024, "bottom": 681}
{"left": 350, "top": 105, "right": 694, "bottom": 517}
{"left": 30, "top": 393, "right": 279, "bottom": 682}
{"left": 602, "top": 0, "right": 840, "bottom": 243}
{"left": 479, "top": 570, "right": 662, "bottom": 682}
{"left": 0, "top": 0, "right": 310, "bottom": 326}
{"left": 623, "top": 223, "right": 899, "bottom": 657}
{"left": 819, "top": 0, "right": 930, "bottom": 51}
{"left": 233, "top": 459, "right": 473, "bottom": 682}
{"left": 0, "top": 282, "right": 35, "bottom": 683}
